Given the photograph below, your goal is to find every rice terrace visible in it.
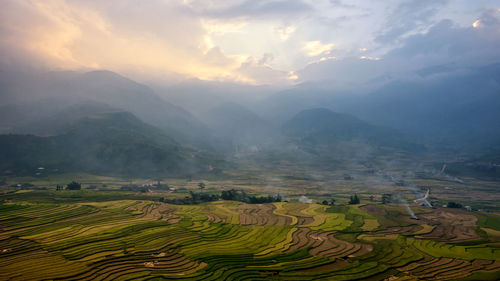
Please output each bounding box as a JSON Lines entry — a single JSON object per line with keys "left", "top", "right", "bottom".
{"left": 1, "top": 174, "right": 499, "bottom": 280}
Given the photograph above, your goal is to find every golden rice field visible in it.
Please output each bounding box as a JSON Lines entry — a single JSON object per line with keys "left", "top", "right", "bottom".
{"left": 0, "top": 191, "right": 499, "bottom": 280}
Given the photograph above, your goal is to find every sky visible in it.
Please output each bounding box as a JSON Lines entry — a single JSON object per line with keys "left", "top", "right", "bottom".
{"left": 0, "top": 0, "right": 499, "bottom": 85}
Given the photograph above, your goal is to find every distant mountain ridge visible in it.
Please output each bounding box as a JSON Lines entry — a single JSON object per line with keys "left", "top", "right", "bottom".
{"left": 258, "top": 63, "right": 500, "bottom": 152}
{"left": 0, "top": 70, "right": 210, "bottom": 148}
{"left": 283, "top": 108, "right": 423, "bottom": 154}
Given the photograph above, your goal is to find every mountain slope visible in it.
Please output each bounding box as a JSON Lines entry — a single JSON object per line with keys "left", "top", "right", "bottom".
{"left": 0, "top": 112, "right": 220, "bottom": 176}
{"left": 0, "top": 101, "right": 117, "bottom": 135}
{"left": 282, "top": 108, "right": 422, "bottom": 154}
{"left": 258, "top": 63, "right": 500, "bottom": 152}
{"left": 353, "top": 64, "right": 500, "bottom": 149}
{"left": 0, "top": 70, "right": 211, "bottom": 148}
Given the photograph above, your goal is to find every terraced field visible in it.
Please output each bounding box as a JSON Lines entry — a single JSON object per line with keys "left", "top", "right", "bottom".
{"left": 0, "top": 194, "right": 499, "bottom": 280}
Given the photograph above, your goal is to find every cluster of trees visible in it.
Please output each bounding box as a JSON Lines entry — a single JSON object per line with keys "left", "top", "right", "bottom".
{"left": 221, "top": 189, "right": 248, "bottom": 201}
{"left": 221, "top": 189, "right": 282, "bottom": 203}
{"left": 160, "top": 189, "right": 282, "bottom": 205}
{"left": 56, "top": 181, "right": 81, "bottom": 190}
{"left": 447, "top": 201, "right": 463, "bottom": 208}
{"left": 248, "top": 194, "right": 282, "bottom": 204}
{"left": 321, "top": 199, "right": 336, "bottom": 205}
{"left": 381, "top": 194, "right": 392, "bottom": 204}
{"left": 348, "top": 194, "right": 360, "bottom": 204}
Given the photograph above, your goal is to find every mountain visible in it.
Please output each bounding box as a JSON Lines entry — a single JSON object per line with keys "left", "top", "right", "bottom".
{"left": 0, "top": 112, "right": 221, "bottom": 176}
{"left": 0, "top": 70, "right": 210, "bottom": 148}
{"left": 258, "top": 63, "right": 500, "bottom": 152}
{"left": 352, "top": 63, "right": 500, "bottom": 150}
{"left": 152, "top": 79, "right": 281, "bottom": 120}
{"left": 282, "top": 108, "right": 423, "bottom": 155}
{"left": 0, "top": 101, "right": 116, "bottom": 135}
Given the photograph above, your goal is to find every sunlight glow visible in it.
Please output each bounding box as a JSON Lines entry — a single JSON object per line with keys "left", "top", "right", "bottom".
{"left": 303, "top": 41, "right": 335, "bottom": 57}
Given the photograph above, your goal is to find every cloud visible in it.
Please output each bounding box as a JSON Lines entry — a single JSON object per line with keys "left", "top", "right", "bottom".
{"left": 237, "top": 55, "right": 292, "bottom": 85}
{"left": 184, "top": 0, "right": 313, "bottom": 20}
{"left": 375, "top": 0, "right": 448, "bottom": 44}
{"left": 0, "top": 0, "right": 297, "bottom": 84}
{"left": 328, "top": 0, "right": 357, "bottom": 9}
{"left": 275, "top": 24, "right": 296, "bottom": 41}
{"left": 297, "top": 57, "right": 384, "bottom": 87}
{"left": 297, "top": 9, "right": 500, "bottom": 85}
{"left": 303, "top": 41, "right": 335, "bottom": 57}
{"left": 386, "top": 9, "right": 500, "bottom": 68}
{"left": 0, "top": 1, "right": 498, "bottom": 87}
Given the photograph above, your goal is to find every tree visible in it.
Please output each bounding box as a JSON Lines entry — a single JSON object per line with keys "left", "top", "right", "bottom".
{"left": 198, "top": 182, "right": 206, "bottom": 190}
{"left": 447, "top": 201, "right": 462, "bottom": 208}
{"left": 221, "top": 189, "right": 236, "bottom": 200}
{"left": 56, "top": 184, "right": 63, "bottom": 191}
{"left": 330, "top": 199, "right": 336, "bottom": 206}
{"left": 276, "top": 194, "right": 282, "bottom": 202}
{"left": 369, "top": 195, "right": 374, "bottom": 202}
{"left": 322, "top": 200, "right": 329, "bottom": 205}
{"left": 66, "top": 181, "right": 81, "bottom": 190}
{"left": 348, "top": 194, "right": 360, "bottom": 204}
{"left": 382, "top": 194, "right": 391, "bottom": 204}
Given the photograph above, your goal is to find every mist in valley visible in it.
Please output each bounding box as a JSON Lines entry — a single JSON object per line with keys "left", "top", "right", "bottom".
{"left": 0, "top": 0, "right": 499, "bottom": 196}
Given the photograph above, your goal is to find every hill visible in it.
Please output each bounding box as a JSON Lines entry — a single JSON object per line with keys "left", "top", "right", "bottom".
{"left": 0, "top": 112, "right": 221, "bottom": 176}
{"left": 257, "top": 63, "right": 500, "bottom": 152}
{"left": 282, "top": 108, "right": 423, "bottom": 156}
{"left": 353, "top": 63, "right": 500, "bottom": 150}
{"left": 0, "top": 70, "right": 210, "bottom": 148}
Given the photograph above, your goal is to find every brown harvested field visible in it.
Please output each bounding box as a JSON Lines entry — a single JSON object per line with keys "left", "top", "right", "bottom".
{"left": 377, "top": 225, "right": 423, "bottom": 235}
{"left": 59, "top": 249, "right": 202, "bottom": 281}
{"left": 295, "top": 259, "right": 350, "bottom": 273}
{"left": 237, "top": 204, "right": 292, "bottom": 225}
{"left": 360, "top": 204, "right": 387, "bottom": 216}
{"left": 296, "top": 216, "right": 315, "bottom": 225}
{"left": 278, "top": 203, "right": 315, "bottom": 225}
{"left": 285, "top": 227, "right": 372, "bottom": 258}
{"left": 311, "top": 232, "right": 372, "bottom": 258}
{"left": 202, "top": 204, "right": 234, "bottom": 224}
{"left": 205, "top": 213, "right": 223, "bottom": 223}
{"left": 285, "top": 228, "right": 320, "bottom": 252}
{"left": 408, "top": 209, "right": 480, "bottom": 241}
{"left": 400, "top": 258, "right": 500, "bottom": 281}
{"left": 126, "top": 202, "right": 164, "bottom": 219}
{"left": 137, "top": 202, "right": 182, "bottom": 223}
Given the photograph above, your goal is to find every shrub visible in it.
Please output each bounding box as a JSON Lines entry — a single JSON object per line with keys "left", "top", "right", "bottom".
{"left": 66, "top": 181, "right": 81, "bottom": 190}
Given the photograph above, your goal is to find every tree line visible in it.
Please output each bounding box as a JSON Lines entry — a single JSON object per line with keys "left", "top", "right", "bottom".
{"left": 160, "top": 189, "right": 282, "bottom": 205}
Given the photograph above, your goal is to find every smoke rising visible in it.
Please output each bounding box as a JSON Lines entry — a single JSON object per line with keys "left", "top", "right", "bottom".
{"left": 299, "top": 195, "right": 313, "bottom": 204}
